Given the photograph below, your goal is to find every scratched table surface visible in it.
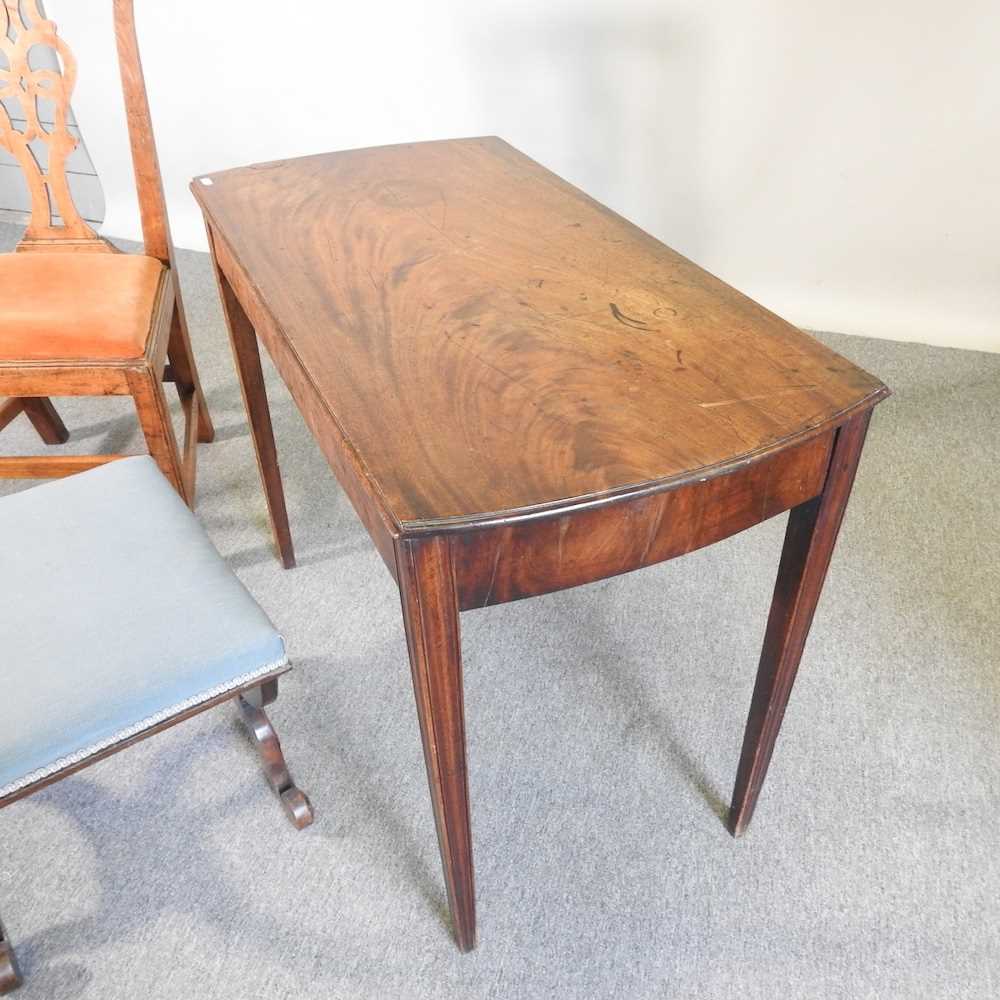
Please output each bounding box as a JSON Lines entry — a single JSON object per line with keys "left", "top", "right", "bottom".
{"left": 195, "top": 137, "right": 884, "bottom": 529}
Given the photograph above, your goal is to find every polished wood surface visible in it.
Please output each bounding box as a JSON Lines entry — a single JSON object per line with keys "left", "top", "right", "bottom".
{"left": 0, "top": 0, "right": 213, "bottom": 502}
{"left": 195, "top": 136, "right": 888, "bottom": 951}
{"left": 454, "top": 429, "right": 833, "bottom": 609}
{"left": 193, "top": 137, "right": 885, "bottom": 530}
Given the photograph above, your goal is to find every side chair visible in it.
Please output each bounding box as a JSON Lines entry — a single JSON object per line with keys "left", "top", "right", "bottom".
{"left": 0, "top": 457, "right": 313, "bottom": 994}
{"left": 0, "top": 0, "right": 213, "bottom": 505}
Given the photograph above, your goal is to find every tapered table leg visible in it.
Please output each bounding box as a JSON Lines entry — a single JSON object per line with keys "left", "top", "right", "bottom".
{"left": 396, "top": 536, "right": 476, "bottom": 952}
{"left": 210, "top": 250, "right": 296, "bottom": 569}
{"left": 729, "top": 411, "right": 873, "bottom": 837}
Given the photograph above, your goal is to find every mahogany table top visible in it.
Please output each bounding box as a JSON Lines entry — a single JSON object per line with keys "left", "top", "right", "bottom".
{"left": 193, "top": 137, "right": 887, "bottom": 532}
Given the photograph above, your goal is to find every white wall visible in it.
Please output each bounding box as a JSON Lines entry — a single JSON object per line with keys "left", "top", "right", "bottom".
{"left": 53, "top": 0, "right": 1000, "bottom": 352}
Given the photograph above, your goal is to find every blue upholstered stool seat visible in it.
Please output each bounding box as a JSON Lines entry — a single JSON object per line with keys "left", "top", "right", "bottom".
{"left": 0, "top": 457, "right": 287, "bottom": 799}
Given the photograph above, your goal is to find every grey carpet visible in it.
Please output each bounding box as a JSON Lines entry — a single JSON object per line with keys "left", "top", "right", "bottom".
{"left": 0, "top": 219, "right": 997, "bottom": 999}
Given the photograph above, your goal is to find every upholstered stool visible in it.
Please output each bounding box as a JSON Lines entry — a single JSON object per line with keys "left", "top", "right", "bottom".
{"left": 0, "top": 457, "right": 312, "bottom": 994}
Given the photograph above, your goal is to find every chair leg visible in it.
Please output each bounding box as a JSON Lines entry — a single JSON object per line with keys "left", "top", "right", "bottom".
{"left": 237, "top": 678, "right": 314, "bottom": 830}
{"left": 0, "top": 397, "right": 68, "bottom": 445}
{"left": 0, "top": 915, "right": 21, "bottom": 994}
{"left": 127, "top": 367, "right": 191, "bottom": 506}
{"left": 166, "top": 298, "right": 215, "bottom": 444}
{"left": 21, "top": 398, "right": 69, "bottom": 445}
{"left": 0, "top": 400, "right": 25, "bottom": 435}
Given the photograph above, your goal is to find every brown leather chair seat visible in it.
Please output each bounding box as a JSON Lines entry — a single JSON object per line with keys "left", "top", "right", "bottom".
{"left": 0, "top": 253, "right": 166, "bottom": 361}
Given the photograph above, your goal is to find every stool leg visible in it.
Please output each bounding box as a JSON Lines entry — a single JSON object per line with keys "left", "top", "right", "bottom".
{"left": 238, "top": 678, "right": 313, "bottom": 829}
{"left": 0, "top": 914, "right": 21, "bottom": 994}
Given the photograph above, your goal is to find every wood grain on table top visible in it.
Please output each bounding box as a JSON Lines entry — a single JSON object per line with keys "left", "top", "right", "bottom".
{"left": 193, "top": 136, "right": 887, "bottom": 530}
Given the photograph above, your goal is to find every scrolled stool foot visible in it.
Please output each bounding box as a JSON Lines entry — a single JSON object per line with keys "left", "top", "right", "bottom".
{"left": 238, "top": 680, "right": 315, "bottom": 830}
{"left": 280, "top": 786, "right": 314, "bottom": 830}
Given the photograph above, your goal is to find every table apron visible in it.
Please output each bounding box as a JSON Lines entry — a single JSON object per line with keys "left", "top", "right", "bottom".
{"left": 450, "top": 429, "right": 836, "bottom": 610}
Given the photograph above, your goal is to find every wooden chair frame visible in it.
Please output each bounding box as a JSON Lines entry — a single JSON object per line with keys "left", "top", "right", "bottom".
{"left": 0, "top": 671, "right": 313, "bottom": 994}
{"left": 0, "top": 0, "right": 213, "bottom": 504}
